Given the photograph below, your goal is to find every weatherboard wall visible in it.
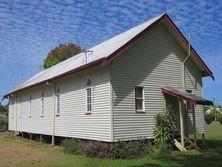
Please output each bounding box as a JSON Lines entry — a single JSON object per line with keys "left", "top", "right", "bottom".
{"left": 54, "top": 66, "right": 111, "bottom": 141}
{"left": 110, "top": 23, "right": 205, "bottom": 141}
{"left": 8, "top": 22, "right": 206, "bottom": 142}
{"left": 8, "top": 97, "right": 16, "bottom": 131}
{"left": 185, "top": 58, "right": 204, "bottom": 134}
{"left": 9, "top": 85, "right": 54, "bottom": 134}
{"left": 8, "top": 66, "right": 112, "bottom": 142}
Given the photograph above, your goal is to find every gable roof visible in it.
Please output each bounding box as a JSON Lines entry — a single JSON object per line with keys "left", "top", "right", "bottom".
{"left": 4, "top": 13, "right": 213, "bottom": 98}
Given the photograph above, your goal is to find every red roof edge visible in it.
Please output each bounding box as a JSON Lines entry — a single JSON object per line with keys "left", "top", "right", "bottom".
{"left": 161, "top": 88, "right": 197, "bottom": 104}
{"left": 101, "top": 13, "right": 214, "bottom": 80}
{"left": 101, "top": 14, "right": 166, "bottom": 66}
{"left": 163, "top": 15, "right": 214, "bottom": 80}
{"left": 4, "top": 57, "right": 105, "bottom": 98}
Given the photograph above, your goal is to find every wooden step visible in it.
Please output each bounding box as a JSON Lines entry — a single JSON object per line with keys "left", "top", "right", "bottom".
{"left": 174, "top": 137, "right": 200, "bottom": 152}
{"left": 174, "top": 139, "right": 187, "bottom": 153}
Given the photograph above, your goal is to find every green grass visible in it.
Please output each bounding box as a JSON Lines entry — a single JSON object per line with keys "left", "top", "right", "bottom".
{"left": 0, "top": 124, "right": 222, "bottom": 167}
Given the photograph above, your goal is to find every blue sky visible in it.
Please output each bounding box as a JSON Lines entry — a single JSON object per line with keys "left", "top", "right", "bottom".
{"left": 0, "top": 0, "right": 221, "bottom": 104}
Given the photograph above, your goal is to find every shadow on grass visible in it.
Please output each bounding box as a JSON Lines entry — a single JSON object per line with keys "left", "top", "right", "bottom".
{"left": 133, "top": 163, "right": 161, "bottom": 167}
{"left": 203, "top": 139, "right": 222, "bottom": 149}
{"left": 133, "top": 139, "right": 222, "bottom": 167}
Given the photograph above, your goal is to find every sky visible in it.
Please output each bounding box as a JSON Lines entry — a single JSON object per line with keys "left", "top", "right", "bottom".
{"left": 0, "top": 0, "right": 221, "bottom": 105}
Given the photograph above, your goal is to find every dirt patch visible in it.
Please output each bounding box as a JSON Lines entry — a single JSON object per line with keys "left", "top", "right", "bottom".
{"left": 0, "top": 137, "right": 52, "bottom": 167}
{"left": 0, "top": 148, "right": 49, "bottom": 160}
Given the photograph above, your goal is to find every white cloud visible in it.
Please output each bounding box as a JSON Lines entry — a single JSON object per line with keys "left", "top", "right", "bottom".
{"left": 0, "top": 0, "right": 221, "bottom": 102}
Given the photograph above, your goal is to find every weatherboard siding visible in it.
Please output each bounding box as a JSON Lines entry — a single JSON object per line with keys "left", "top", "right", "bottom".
{"left": 185, "top": 58, "right": 204, "bottom": 134}
{"left": 9, "top": 85, "right": 54, "bottom": 135}
{"left": 111, "top": 23, "right": 204, "bottom": 141}
{"left": 54, "top": 66, "right": 111, "bottom": 141}
{"left": 8, "top": 97, "right": 16, "bottom": 131}
{"left": 8, "top": 22, "right": 206, "bottom": 142}
{"left": 8, "top": 66, "right": 111, "bottom": 142}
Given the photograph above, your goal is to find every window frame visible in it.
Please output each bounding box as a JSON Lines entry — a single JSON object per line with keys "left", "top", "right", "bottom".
{"left": 186, "top": 90, "right": 193, "bottom": 112}
{"left": 11, "top": 99, "right": 14, "bottom": 118}
{"left": 135, "top": 86, "right": 145, "bottom": 112}
{"left": 29, "top": 96, "right": 32, "bottom": 118}
{"left": 41, "top": 92, "right": 44, "bottom": 117}
{"left": 86, "top": 79, "right": 92, "bottom": 114}
{"left": 19, "top": 98, "right": 22, "bottom": 118}
{"left": 56, "top": 87, "right": 60, "bottom": 116}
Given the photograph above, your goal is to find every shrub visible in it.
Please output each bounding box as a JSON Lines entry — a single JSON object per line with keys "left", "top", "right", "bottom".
{"left": 205, "top": 113, "right": 215, "bottom": 124}
{"left": 113, "top": 138, "right": 151, "bottom": 159}
{"left": 216, "top": 114, "right": 222, "bottom": 124}
{"left": 150, "top": 142, "right": 172, "bottom": 158}
{"left": 61, "top": 138, "right": 81, "bottom": 154}
{"left": 82, "top": 140, "right": 111, "bottom": 158}
{"left": 62, "top": 137, "right": 152, "bottom": 159}
{"left": 153, "top": 108, "right": 177, "bottom": 147}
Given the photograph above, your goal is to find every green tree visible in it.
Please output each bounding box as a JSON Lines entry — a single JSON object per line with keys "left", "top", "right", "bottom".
{"left": 0, "top": 103, "right": 8, "bottom": 116}
{"left": 0, "top": 103, "right": 8, "bottom": 132}
{"left": 43, "top": 43, "right": 83, "bottom": 69}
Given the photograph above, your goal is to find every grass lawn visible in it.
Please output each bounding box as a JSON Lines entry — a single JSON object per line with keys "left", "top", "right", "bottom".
{"left": 0, "top": 124, "right": 221, "bottom": 167}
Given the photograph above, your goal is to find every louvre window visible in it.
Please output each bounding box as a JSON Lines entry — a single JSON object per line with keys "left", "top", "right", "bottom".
{"left": 19, "top": 98, "right": 22, "bottom": 118}
{"left": 11, "top": 100, "right": 14, "bottom": 118}
{"left": 135, "top": 87, "right": 145, "bottom": 112}
{"left": 186, "top": 90, "right": 193, "bottom": 112}
{"left": 56, "top": 88, "right": 60, "bottom": 115}
{"left": 86, "top": 79, "right": 92, "bottom": 113}
{"left": 41, "top": 92, "right": 44, "bottom": 117}
{"left": 29, "top": 96, "right": 32, "bottom": 117}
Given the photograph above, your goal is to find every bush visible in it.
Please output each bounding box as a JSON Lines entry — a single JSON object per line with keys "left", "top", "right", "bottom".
{"left": 62, "top": 137, "right": 152, "bottom": 159}
{"left": 216, "top": 114, "right": 222, "bottom": 124}
{"left": 153, "top": 108, "right": 177, "bottom": 147}
{"left": 61, "top": 138, "right": 81, "bottom": 155}
{"left": 82, "top": 140, "right": 111, "bottom": 158}
{"left": 113, "top": 138, "right": 151, "bottom": 159}
{"left": 205, "top": 113, "right": 215, "bottom": 124}
{"left": 150, "top": 142, "right": 172, "bottom": 158}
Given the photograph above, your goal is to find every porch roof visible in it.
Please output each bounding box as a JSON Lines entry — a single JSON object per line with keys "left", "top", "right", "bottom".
{"left": 161, "top": 87, "right": 213, "bottom": 106}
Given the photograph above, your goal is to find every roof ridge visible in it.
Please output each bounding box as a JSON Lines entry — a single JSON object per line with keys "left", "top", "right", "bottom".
{"left": 8, "top": 13, "right": 164, "bottom": 95}
{"left": 4, "top": 12, "right": 213, "bottom": 97}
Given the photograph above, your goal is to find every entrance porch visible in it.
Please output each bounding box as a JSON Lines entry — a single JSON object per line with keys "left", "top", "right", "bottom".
{"left": 161, "top": 87, "right": 213, "bottom": 152}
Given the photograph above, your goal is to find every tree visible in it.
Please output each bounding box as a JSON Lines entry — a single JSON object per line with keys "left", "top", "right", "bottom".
{"left": 0, "top": 103, "right": 8, "bottom": 132}
{"left": 0, "top": 103, "right": 8, "bottom": 116}
{"left": 43, "top": 43, "right": 83, "bottom": 69}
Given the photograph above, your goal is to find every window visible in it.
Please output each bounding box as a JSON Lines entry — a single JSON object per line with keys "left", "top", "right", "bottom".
{"left": 86, "top": 79, "right": 92, "bottom": 113}
{"left": 187, "top": 102, "right": 193, "bottom": 112}
{"left": 135, "top": 87, "right": 145, "bottom": 112}
{"left": 56, "top": 88, "right": 60, "bottom": 115}
{"left": 186, "top": 90, "right": 193, "bottom": 112}
{"left": 41, "top": 92, "right": 44, "bottom": 117}
{"left": 29, "top": 96, "right": 32, "bottom": 117}
{"left": 19, "top": 98, "right": 22, "bottom": 118}
{"left": 11, "top": 100, "right": 14, "bottom": 118}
